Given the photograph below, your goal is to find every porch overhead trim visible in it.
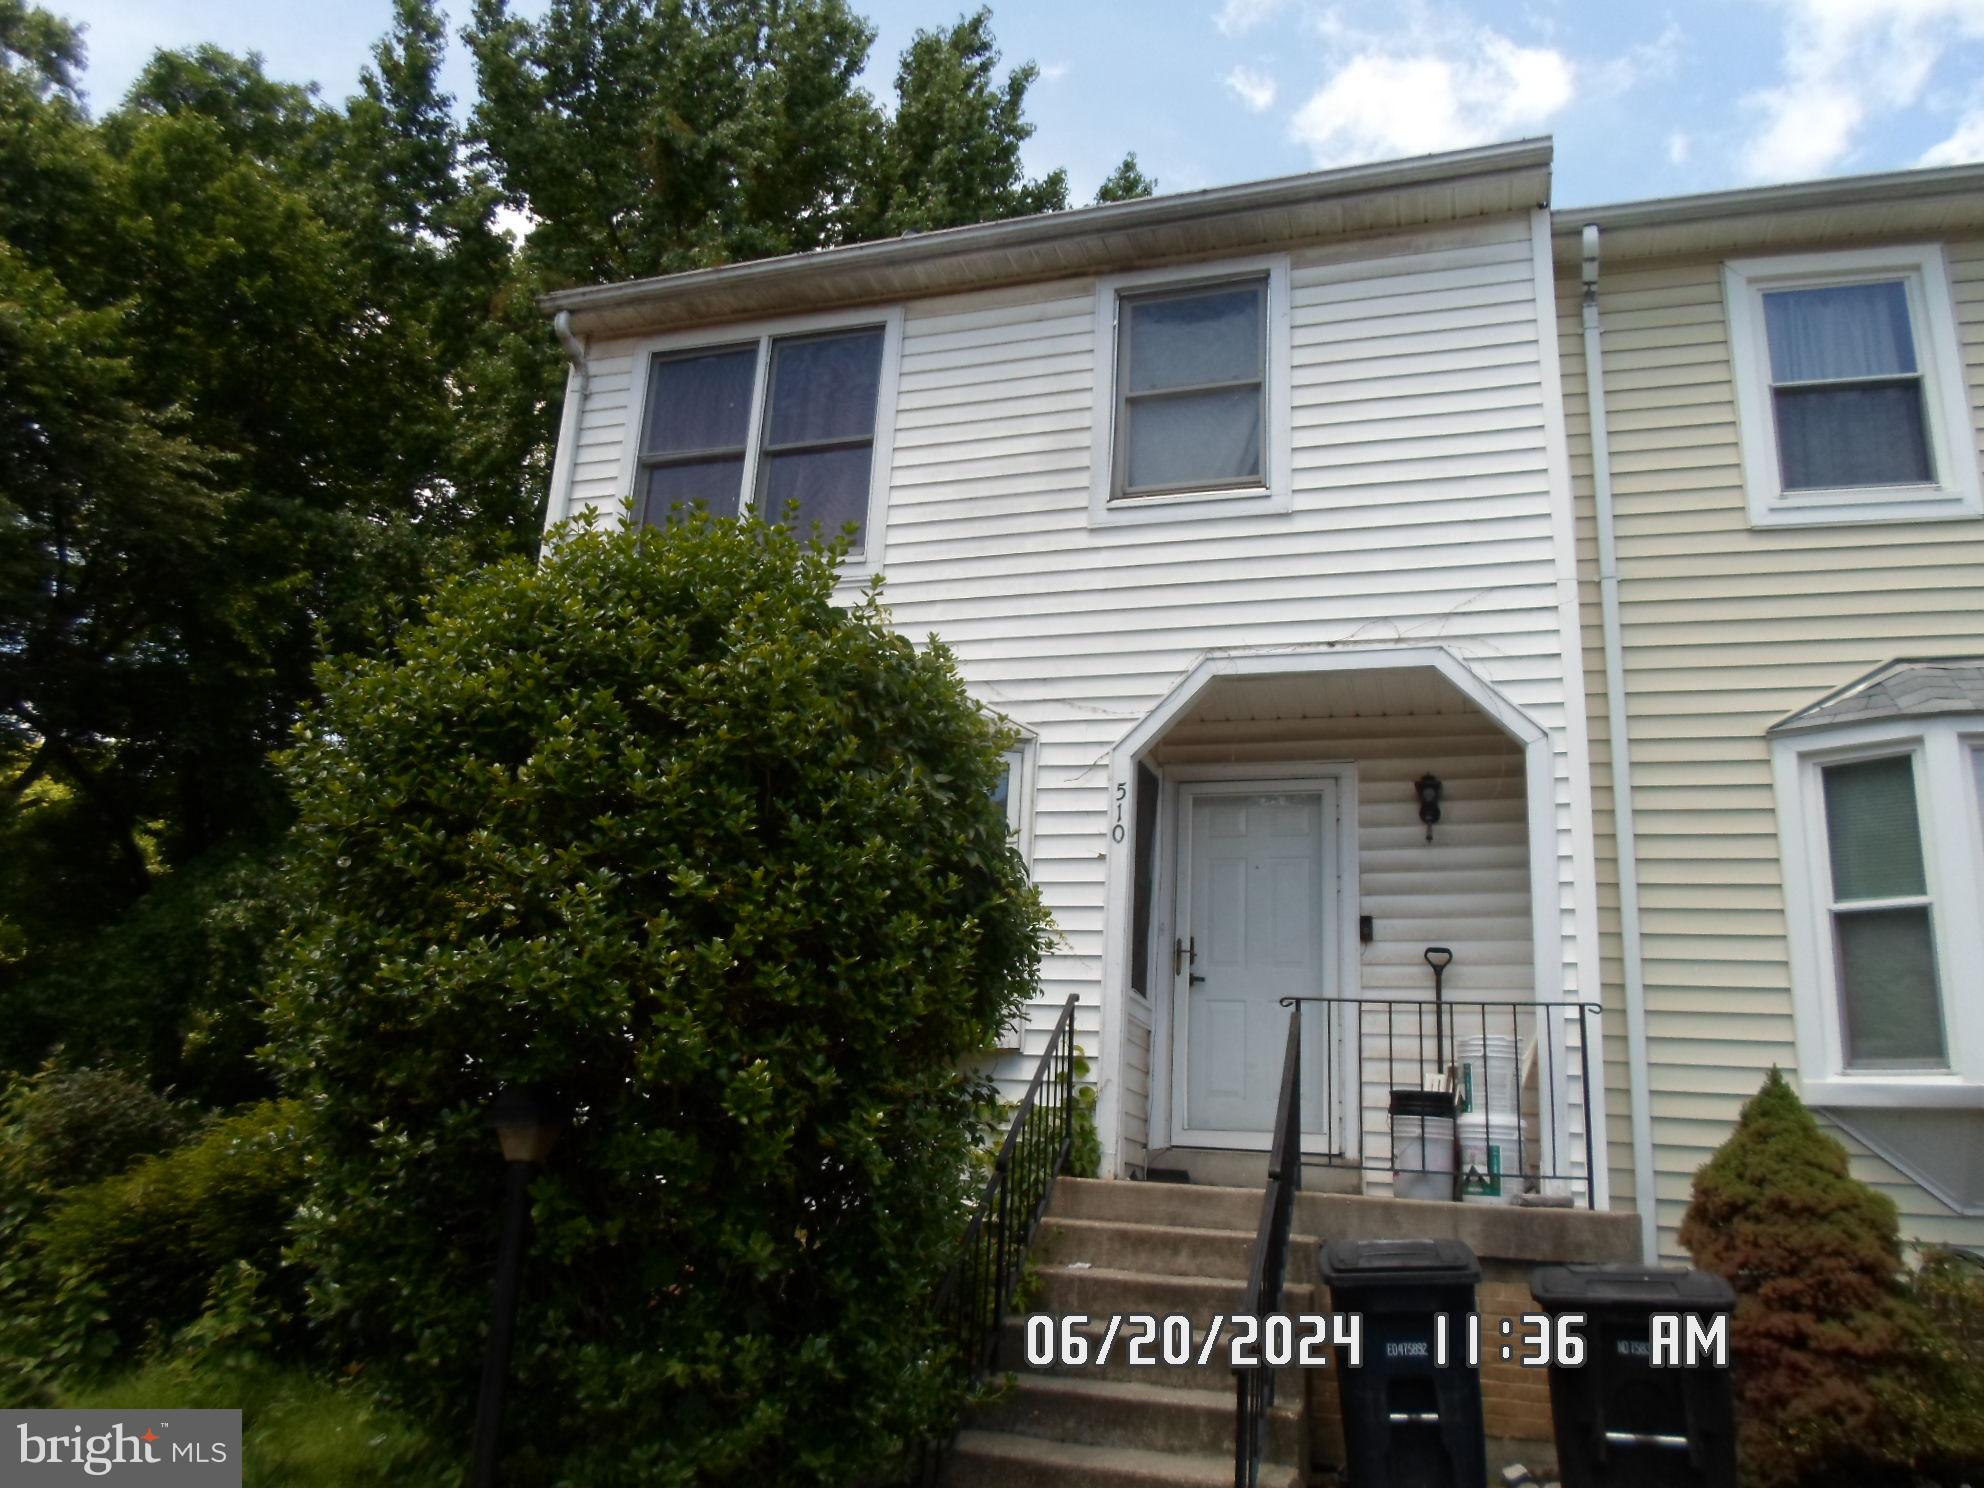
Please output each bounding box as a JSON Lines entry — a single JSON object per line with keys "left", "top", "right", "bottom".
{"left": 1769, "top": 656, "right": 1984, "bottom": 735}
{"left": 1550, "top": 159, "right": 1984, "bottom": 266}
{"left": 540, "top": 139, "right": 1552, "bottom": 338}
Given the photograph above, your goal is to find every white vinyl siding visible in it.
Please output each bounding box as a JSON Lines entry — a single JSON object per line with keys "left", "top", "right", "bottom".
{"left": 1559, "top": 235, "right": 1984, "bottom": 1254}
{"left": 882, "top": 213, "right": 1589, "bottom": 1135}
{"left": 548, "top": 212, "right": 1595, "bottom": 1175}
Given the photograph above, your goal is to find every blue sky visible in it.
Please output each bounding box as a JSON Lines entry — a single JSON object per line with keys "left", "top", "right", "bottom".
{"left": 51, "top": 0, "right": 1984, "bottom": 209}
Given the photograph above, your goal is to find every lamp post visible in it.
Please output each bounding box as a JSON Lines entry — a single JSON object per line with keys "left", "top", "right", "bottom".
{"left": 471, "top": 1086, "right": 563, "bottom": 1488}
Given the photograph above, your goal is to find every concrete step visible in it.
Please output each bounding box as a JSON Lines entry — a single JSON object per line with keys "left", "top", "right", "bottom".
{"left": 1050, "top": 1177, "right": 1263, "bottom": 1231}
{"left": 941, "top": 1429, "right": 1302, "bottom": 1488}
{"left": 970, "top": 1374, "right": 1303, "bottom": 1463}
{"left": 1036, "top": 1215, "right": 1323, "bottom": 1282}
{"left": 1148, "top": 1147, "right": 1367, "bottom": 1194}
{"left": 1030, "top": 1263, "right": 1317, "bottom": 1324}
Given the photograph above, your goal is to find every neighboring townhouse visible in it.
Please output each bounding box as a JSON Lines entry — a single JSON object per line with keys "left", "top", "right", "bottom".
{"left": 537, "top": 138, "right": 1612, "bottom": 1212}
{"left": 1554, "top": 162, "right": 1984, "bottom": 1261}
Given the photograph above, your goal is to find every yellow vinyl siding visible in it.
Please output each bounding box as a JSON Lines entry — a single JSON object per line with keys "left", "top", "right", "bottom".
{"left": 1558, "top": 235, "right": 1984, "bottom": 1254}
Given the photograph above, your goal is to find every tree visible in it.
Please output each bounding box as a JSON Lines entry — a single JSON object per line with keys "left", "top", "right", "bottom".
{"left": 860, "top": 6, "right": 1067, "bottom": 236}
{"left": 466, "top": 0, "right": 883, "bottom": 286}
{"left": 1094, "top": 150, "right": 1155, "bottom": 203}
{"left": 1679, "top": 1069, "right": 1971, "bottom": 1485}
{"left": 270, "top": 513, "right": 1053, "bottom": 1483}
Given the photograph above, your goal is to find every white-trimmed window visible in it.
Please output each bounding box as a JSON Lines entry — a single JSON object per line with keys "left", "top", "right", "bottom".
{"left": 1089, "top": 256, "right": 1292, "bottom": 525}
{"left": 623, "top": 308, "right": 903, "bottom": 571}
{"left": 1724, "top": 245, "right": 1982, "bottom": 528}
{"left": 1774, "top": 715, "right": 1984, "bottom": 1105}
{"left": 991, "top": 741, "right": 1035, "bottom": 861}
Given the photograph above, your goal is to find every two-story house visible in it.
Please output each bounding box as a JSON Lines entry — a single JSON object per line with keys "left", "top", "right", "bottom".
{"left": 533, "top": 138, "right": 1984, "bottom": 1482}
{"left": 539, "top": 137, "right": 1608, "bottom": 1209}
{"left": 1556, "top": 161, "right": 1984, "bottom": 1263}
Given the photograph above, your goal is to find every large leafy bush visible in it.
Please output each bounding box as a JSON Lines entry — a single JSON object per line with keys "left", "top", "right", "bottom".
{"left": 32, "top": 1101, "right": 309, "bottom": 1374}
{"left": 269, "top": 514, "right": 1051, "bottom": 1485}
{"left": 1680, "top": 1069, "right": 1984, "bottom": 1485}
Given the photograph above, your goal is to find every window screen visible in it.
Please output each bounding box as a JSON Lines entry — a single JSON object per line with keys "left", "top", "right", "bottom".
{"left": 637, "top": 345, "right": 757, "bottom": 524}
{"left": 1821, "top": 754, "right": 1945, "bottom": 1068}
{"left": 1762, "top": 281, "right": 1933, "bottom": 492}
{"left": 635, "top": 326, "right": 886, "bottom": 547}
{"left": 757, "top": 327, "right": 885, "bottom": 547}
{"left": 1115, "top": 280, "right": 1266, "bottom": 499}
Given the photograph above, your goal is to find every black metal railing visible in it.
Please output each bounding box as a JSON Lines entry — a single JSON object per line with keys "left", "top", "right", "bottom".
{"left": 1234, "top": 1007, "right": 1302, "bottom": 1488}
{"left": 1281, "top": 995, "right": 1602, "bottom": 1209}
{"left": 918, "top": 993, "right": 1078, "bottom": 1479}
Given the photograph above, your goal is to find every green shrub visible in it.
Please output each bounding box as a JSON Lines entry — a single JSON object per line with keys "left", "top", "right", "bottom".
{"left": 0, "top": 1063, "right": 202, "bottom": 1401}
{"left": 0, "top": 1063, "right": 198, "bottom": 1194}
{"left": 35, "top": 1101, "right": 309, "bottom": 1372}
{"left": 58, "top": 1355, "right": 453, "bottom": 1488}
{"left": 269, "top": 514, "right": 1052, "bottom": 1485}
{"left": 1679, "top": 1069, "right": 1982, "bottom": 1486}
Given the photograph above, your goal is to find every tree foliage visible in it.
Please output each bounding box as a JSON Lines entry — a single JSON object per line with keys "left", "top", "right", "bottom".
{"left": 269, "top": 514, "right": 1052, "bottom": 1483}
{"left": 1680, "top": 1069, "right": 1984, "bottom": 1485}
{"left": 1094, "top": 150, "right": 1156, "bottom": 203}
{"left": 0, "top": 0, "right": 1104, "bottom": 1095}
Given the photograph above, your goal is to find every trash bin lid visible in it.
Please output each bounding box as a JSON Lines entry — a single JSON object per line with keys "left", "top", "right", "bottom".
{"left": 1529, "top": 1264, "right": 1735, "bottom": 1311}
{"left": 1389, "top": 1088, "right": 1457, "bottom": 1118}
{"left": 1318, "top": 1237, "right": 1479, "bottom": 1286}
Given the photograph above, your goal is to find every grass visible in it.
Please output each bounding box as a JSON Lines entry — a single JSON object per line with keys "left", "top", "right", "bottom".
{"left": 57, "top": 1355, "right": 456, "bottom": 1487}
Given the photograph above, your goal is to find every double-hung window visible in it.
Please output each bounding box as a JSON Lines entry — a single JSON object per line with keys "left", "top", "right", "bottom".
{"left": 1724, "top": 246, "right": 1981, "bottom": 526}
{"left": 1815, "top": 753, "right": 1944, "bottom": 1070}
{"left": 1090, "top": 256, "right": 1291, "bottom": 524}
{"left": 1772, "top": 663, "right": 1984, "bottom": 1110}
{"left": 630, "top": 312, "right": 900, "bottom": 565}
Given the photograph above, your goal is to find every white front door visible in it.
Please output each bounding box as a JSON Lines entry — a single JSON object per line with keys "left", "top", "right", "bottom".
{"left": 1172, "top": 782, "right": 1338, "bottom": 1151}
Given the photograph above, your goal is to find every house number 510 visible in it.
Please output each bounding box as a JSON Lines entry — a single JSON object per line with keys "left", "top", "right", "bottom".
{"left": 1112, "top": 782, "right": 1127, "bottom": 843}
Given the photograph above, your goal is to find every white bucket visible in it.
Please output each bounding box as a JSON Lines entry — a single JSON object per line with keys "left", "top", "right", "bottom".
{"left": 1457, "top": 1112, "right": 1524, "bottom": 1205}
{"left": 1392, "top": 1111, "right": 1457, "bottom": 1202}
{"left": 1455, "top": 1033, "right": 1520, "bottom": 1117}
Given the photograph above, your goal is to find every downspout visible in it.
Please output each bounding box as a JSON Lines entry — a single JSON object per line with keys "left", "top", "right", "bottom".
{"left": 1582, "top": 225, "right": 1659, "bottom": 1262}
{"left": 548, "top": 310, "right": 590, "bottom": 531}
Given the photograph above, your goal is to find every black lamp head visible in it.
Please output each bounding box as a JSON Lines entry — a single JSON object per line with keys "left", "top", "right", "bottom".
{"left": 1415, "top": 773, "right": 1443, "bottom": 840}
{"left": 487, "top": 1085, "right": 564, "bottom": 1165}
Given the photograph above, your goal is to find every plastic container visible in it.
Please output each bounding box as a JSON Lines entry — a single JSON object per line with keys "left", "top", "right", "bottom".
{"left": 1318, "top": 1238, "right": 1486, "bottom": 1488}
{"left": 1529, "top": 1264, "right": 1737, "bottom": 1488}
{"left": 1389, "top": 1089, "right": 1457, "bottom": 1201}
{"left": 1454, "top": 1033, "right": 1519, "bottom": 1116}
{"left": 1456, "top": 1112, "right": 1523, "bottom": 1204}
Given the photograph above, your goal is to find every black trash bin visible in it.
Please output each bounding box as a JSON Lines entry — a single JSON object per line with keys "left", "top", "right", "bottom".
{"left": 1318, "top": 1237, "right": 1485, "bottom": 1488}
{"left": 1528, "top": 1264, "right": 1737, "bottom": 1488}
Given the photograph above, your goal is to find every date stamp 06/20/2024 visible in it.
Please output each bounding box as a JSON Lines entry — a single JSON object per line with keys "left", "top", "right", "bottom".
{"left": 1022, "top": 1311, "right": 1729, "bottom": 1373}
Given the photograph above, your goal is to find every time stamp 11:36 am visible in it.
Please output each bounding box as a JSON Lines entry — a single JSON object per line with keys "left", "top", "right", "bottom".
{"left": 1022, "top": 1312, "right": 1729, "bottom": 1371}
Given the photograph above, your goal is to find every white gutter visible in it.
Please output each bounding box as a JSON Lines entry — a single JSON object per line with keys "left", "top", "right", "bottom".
{"left": 1582, "top": 224, "right": 1658, "bottom": 1263}
{"left": 544, "top": 310, "right": 589, "bottom": 535}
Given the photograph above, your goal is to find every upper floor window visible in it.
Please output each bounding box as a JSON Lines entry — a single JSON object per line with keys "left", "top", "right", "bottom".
{"left": 628, "top": 310, "right": 902, "bottom": 568}
{"left": 1090, "top": 256, "right": 1292, "bottom": 526}
{"left": 1725, "top": 245, "right": 1982, "bottom": 528}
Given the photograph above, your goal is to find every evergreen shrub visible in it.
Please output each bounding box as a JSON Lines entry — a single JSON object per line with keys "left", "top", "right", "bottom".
{"left": 1680, "top": 1068, "right": 1984, "bottom": 1485}
{"left": 269, "top": 513, "right": 1052, "bottom": 1485}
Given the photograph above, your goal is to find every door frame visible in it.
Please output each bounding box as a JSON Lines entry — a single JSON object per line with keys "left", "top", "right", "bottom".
{"left": 1152, "top": 765, "right": 1361, "bottom": 1157}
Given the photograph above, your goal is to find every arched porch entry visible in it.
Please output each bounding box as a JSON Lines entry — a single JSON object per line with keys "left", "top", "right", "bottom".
{"left": 1094, "top": 644, "right": 1588, "bottom": 1198}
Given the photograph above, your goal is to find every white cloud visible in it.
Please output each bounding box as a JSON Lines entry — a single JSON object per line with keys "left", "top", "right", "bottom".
{"left": 1741, "top": 0, "right": 1984, "bottom": 180}
{"left": 1224, "top": 64, "right": 1279, "bottom": 112}
{"left": 1667, "top": 130, "right": 1692, "bottom": 164}
{"left": 1038, "top": 60, "right": 1071, "bottom": 83}
{"left": 1215, "top": 0, "right": 1288, "bottom": 36}
{"left": 1288, "top": 29, "right": 1574, "bottom": 167}
{"left": 1920, "top": 104, "right": 1984, "bottom": 161}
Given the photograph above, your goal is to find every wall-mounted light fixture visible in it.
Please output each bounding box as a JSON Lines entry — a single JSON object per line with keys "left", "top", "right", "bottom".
{"left": 1415, "top": 774, "right": 1443, "bottom": 842}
